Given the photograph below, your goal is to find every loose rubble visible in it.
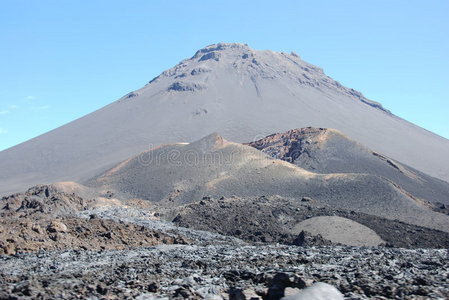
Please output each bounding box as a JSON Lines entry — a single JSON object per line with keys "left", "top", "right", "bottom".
{"left": 1, "top": 185, "right": 449, "bottom": 299}
{"left": 1, "top": 245, "right": 447, "bottom": 299}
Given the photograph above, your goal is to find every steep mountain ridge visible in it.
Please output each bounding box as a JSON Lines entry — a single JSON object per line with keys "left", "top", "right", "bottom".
{"left": 1, "top": 43, "right": 448, "bottom": 197}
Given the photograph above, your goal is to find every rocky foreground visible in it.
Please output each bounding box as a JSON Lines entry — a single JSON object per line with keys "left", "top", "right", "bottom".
{"left": 1, "top": 185, "right": 449, "bottom": 299}
{"left": 1, "top": 245, "right": 448, "bottom": 299}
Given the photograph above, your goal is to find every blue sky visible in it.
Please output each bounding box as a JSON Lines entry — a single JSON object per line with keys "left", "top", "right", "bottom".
{"left": 0, "top": 0, "right": 448, "bottom": 151}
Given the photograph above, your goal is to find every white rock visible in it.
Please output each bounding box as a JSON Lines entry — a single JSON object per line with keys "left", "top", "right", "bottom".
{"left": 281, "top": 282, "right": 344, "bottom": 300}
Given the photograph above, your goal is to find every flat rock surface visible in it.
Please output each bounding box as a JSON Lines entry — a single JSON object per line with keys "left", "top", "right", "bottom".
{"left": 291, "top": 216, "right": 384, "bottom": 247}
{"left": 1, "top": 245, "right": 447, "bottom": 299}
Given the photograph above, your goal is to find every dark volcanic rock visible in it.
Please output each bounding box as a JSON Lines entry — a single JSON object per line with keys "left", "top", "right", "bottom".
{"left": 291, "top": 231, "right": 335, "bottom": 246}
{"left": 1, "top": 245, "right": 447, "bottom": 299}
{"left": 0, "top": 184, "right": 92, "bottom": 217}
{"left": 169, "top": 196, "right": 449, "bottom": 249}
{"left": 167, "top": 81, "right": 205, "bottom": 92}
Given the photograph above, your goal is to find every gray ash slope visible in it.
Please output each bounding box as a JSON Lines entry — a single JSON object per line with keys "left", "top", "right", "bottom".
{"left": 87, "top": 133, "right": 449, "bottom": 232}
{"left": 247, "top": 127, "right": 449, "bottom": 205}
{"left": 1, "top": 43, "right": 449, "bottom": 197}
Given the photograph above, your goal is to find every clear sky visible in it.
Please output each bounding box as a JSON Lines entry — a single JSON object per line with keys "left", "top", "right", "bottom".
{"left": 0, "top": 0, "right": 448, "bottom": 151}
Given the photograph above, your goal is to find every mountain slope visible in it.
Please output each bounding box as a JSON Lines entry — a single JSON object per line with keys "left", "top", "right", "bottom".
{"left": 247, "top": 127, "right": 449, "bottom": 205}
{"left": 87, "top": 133, "right": 449, "bottom": 232}
{"left": 1, "top": 43, "right": 448, "bottom": 196}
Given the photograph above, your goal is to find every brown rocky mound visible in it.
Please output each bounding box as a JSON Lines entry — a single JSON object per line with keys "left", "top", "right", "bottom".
{"left": 0, "top": 216, "right": 189, "bottom": 255}
{"left": 0, "top": 184, "right": 190, "bottom": 255}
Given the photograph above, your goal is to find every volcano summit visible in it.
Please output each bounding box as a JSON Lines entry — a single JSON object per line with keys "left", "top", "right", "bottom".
{"left": 1, "top": 43, "right": 448, "bottom": 196}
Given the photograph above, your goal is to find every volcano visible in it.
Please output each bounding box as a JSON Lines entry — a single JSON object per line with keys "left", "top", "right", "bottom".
{"left": 1, "top": 43, "right": 448, "bottom": 196}
{"left": 86, "top": 133, "right": 449, "bottom": 232}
